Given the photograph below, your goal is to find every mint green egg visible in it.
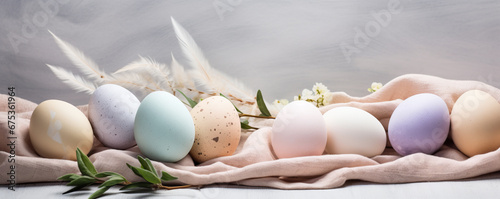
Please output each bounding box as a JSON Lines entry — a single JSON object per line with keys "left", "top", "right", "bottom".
{"left": 134, "top": 91, "right": 195, "bottom": 162}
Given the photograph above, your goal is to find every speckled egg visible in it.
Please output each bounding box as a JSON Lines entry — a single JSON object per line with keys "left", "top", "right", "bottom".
{"left": 388, "top": 93, "right": 450, "bottom": 156}
{"left": 189, "top": 96, "right": 241, "bottom": 163}
{"left": 451, "top": 90, "right": 500, "bottom": 157}
{"left": 29, "top": 100, "right": 93, "bottom": 160}
{"left": 272, "top": 101, "right": 327, "bottom": 159}
{"left": 134, "top": 91, "right": 195, "bottom": 162}
{"left": 88, "top": 84, "right": 140, "bottom": 149}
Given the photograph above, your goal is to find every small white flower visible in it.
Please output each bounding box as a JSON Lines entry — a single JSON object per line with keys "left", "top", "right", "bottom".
{"left": 322, "top": 92, "right": 334, "bottom": 105}
{"left": 293, "top": 84, "right": 333, "bottom": 107}
{"left": 368, "top": 82, "right": 383, "bottom": 93}
{"left": 301, "top": 89, "right": 314, "bottom": 98}
{"left": 272, "top": 99, "right": 289, "bottom": 111}
{"left": 273, "top": 99, "right": 289, "bottom": 106}
{"left": 270, "top": 99, "right": 290, "bottom": 114}
{"left": 312, "top": 83, "right": 330, "bottom": 95}
{"left": 302, "top": 89, "right": 319, "bottom": 104}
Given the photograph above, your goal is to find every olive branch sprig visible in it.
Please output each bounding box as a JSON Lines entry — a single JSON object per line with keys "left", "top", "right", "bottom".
{"left": 58, "top": 148, "right": 192, "bottom": 199}
{"left": 178, "top": 89, "right": 275, "bottom": 130}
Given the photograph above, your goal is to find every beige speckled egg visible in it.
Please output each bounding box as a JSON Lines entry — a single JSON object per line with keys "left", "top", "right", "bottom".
{"left": 189, "top": 96, "right": 241, "bottom": 163}
{"left": 29, "top": 100, "right": 94, "bottom": 160}
{"left": 451, "top": 90, "right": 500, "bottom": 157}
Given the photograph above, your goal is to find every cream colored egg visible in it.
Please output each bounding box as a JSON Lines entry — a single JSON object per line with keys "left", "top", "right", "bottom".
{"left": 451, "top": 90, "right": 500, "bottom": 157}
{"left": 29, "top": 100, "right": 94, "bottom": 160}
{"left": 189, "top": 96, "right": 241, "bottom": 163}
{"left": 323, "top": 107, "right": 386, "bottom": 157}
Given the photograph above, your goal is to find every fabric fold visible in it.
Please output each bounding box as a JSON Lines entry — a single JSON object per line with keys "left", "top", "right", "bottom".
{"left": 2, "top": 74, "right": 500, "bottom": 189}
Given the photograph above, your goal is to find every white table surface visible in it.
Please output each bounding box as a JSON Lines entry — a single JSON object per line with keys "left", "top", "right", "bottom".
{"left": 3, "top": 171, "right": 500, "bottom": 199}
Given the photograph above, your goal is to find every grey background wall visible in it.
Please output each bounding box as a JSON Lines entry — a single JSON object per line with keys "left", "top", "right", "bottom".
{"left": 1, "top": 0, "right": 499, "bottom": 105}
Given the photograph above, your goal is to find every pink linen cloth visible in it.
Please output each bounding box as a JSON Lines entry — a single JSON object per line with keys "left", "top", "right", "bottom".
{"left": 1, "top": 74, "right": 500, "bottom": 189}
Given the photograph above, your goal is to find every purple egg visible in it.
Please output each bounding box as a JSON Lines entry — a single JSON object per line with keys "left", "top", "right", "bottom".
{"left": 388, "top": 93, "right": 450, "bottom": 156}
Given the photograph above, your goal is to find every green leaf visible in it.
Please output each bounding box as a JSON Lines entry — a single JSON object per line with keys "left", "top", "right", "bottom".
{"left": 241, "top": 121, "right": 258, "bottom": 130}
{"left": 126, "top": 163, "right": 161, "bottom": 184}
{"left": 67, "top": 176, "right": 96, "bottom": 186}
{"left": 126, "top": 163, "right": 142, "bottom": 177}
{"left": 62, "top": 183, "right": 93, "bottom": 194}
{"left": 160, "top": 171, "right": 178, "bottom": 182}
{"left": 95, "top": 172, "right": 125, "bottom": 179}
{"left": 76, "top": 148, "right": 97, "bottom": 177}
{"left": 256, "top": 90, "right": 271, "bottom": 117}
{"left": 219, "top": 93, "right": 243, "bottom": 114}
{"left": 89, "top": 186, "right": 111, "bottom": 199}
{"left": 99, "top": 176, "right": 125, "bottom": 188}
{"left": 138, "top": 156, "right": 158, "bottom": 177}
{"left": 57, "top": 173, "right": 80, "bottom": 182}
{"left": 119, "top": 182, "right": 152, "bottom": 190}
{"left": 177, "top": 89, "right": 197, "bottom": 108}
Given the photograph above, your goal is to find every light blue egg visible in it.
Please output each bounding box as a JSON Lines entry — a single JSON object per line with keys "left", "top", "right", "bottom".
{"left": 134, "top": 91, "right": 195, "bottom": 162}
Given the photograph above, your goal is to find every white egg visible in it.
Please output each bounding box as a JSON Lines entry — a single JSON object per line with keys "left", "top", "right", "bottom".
{"left": 88, "top": 84, "right": 140, "bottom": 149}
{"left": 323, "top": 107, "right": 386, "bottom": 157}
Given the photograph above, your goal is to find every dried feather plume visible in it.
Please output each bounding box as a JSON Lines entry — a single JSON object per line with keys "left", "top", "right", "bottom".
{"left": 113, "top": 56, "right": 175, "bottom": 94}
{"left": 46, "top": 64, "right": 96, "bottom": 94}
{"left": 171, "top": 17, "right": 255, "bottom": 103}
{"left": 48, "top": 30, "right": 112, "bottom": 83}
{"left": 47, "top": 17, "right": 256, "bottom": 111}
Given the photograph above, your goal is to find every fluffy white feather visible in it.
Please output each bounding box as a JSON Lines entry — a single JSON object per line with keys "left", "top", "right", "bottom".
{"left": 171, "top": 53, "right": 195, "bottom": 90}
{"left": 110, "top": 71, "right": 159, "bottom": 96}
{"left": 48, "top": 30, "right": 111, "bottom": 83}
{"left": 171, "top": 17, "right": 255, "bottom": 101}
{"left": 47, "top": 64, "right": 96, "bottom": 94}
{"left": 113, "top": 56, "right": 175, "bottom": 93}
{"left": 113, "top": 60, "right": 144, "bottom": 74}
{"left": 144, "top": 57, "right": 175, "bottom": 93}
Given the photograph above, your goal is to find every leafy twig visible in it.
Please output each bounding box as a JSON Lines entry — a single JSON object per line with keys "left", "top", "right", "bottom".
{"left": 240, "top": 120, "right": 258, "bottom": 130}
{"left": 177, "top": 89, "right": 198, "bottom": 108}
{"left": 178, "top": 89, "right": 276, "bottom": 130}
{"left": 256, "top": 90, "right": 272, "bottom": 117}
{"left": 58, "top": 148, "right": 191, "bottom": 199}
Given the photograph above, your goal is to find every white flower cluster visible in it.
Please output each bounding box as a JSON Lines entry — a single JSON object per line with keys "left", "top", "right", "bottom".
{"left": 368, "top": 82, "right": 383, "bottom": 93}
{"left": 271, "top": 99, "right": 290, "bottom": 111}
{"left": 292, "top": 83, "right": 333, "bottom": 108}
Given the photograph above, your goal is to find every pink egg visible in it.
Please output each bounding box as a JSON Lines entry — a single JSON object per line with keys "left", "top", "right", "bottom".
{"left": 271, "top": 101, "right": 327, "bottom": 159}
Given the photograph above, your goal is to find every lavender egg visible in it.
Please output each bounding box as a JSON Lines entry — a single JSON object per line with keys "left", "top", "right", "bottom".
{"left": 388, "top": 93, "right": 450, "bottom": 156}
{"left": 88, "top": 84, "right": 140, "bottom": 149}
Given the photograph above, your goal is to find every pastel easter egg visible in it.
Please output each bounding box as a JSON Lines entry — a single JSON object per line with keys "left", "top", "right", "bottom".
{"left": 323, "top": 107, "right": 386, "bottom": 157}
{"left": 29, "top": 100, "right": 93, "bottom": 160}
{"left": 388, "top": 93, "right": 450, "bottom": 156}
{"left": 88, "top": 84, "right": 140, "bottom": 149}
{"left": 134, "top": 91, "right": 195, "bottom": 162}
{"left": 189, "top": 96, "right": 241, "bottom": 163}
{"left": 451, "top": 90, "right": 500, "bottom": 157}
{"left": 271, "top": 101, "right": 327, "bottom": 159}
